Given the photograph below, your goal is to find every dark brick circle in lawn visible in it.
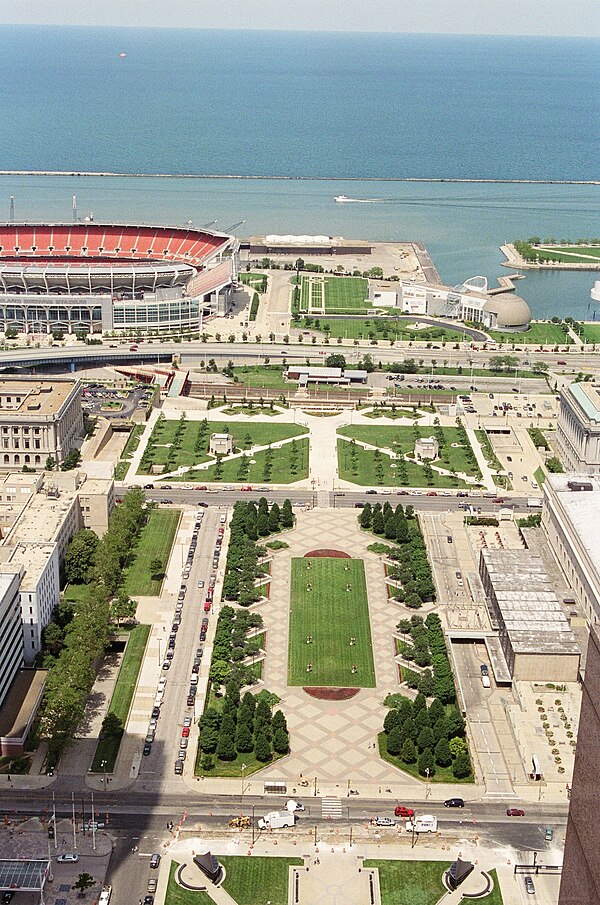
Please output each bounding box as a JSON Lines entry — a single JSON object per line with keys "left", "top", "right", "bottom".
{"left": 303, "top": 686, "right": 361, "bottom": 700}
{"left": 304, "top": 549, "right": 351, "bottom": 559}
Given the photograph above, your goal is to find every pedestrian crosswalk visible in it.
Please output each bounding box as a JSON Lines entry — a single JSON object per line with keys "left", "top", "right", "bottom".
{"left": 321, "top": 797, "right": 343, "bottom": 819}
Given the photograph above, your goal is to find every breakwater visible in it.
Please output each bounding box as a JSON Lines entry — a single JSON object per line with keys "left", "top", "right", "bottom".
{"left": 0, "top": 171, "right": 598, "bottom": 185}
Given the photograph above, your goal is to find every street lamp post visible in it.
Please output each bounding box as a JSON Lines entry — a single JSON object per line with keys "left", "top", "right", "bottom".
{"left": 241, "top": 763, "right": 247, "bottom": 806}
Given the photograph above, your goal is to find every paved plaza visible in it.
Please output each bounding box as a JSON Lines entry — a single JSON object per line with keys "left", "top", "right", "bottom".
{"left": 255, "top": 508, "right": 424, "bottom": 791}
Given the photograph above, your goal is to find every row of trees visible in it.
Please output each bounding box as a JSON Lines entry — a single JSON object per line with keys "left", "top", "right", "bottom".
{"left": 222, "top": 499, "right": 293, "bottom": 604}
{"left": 40, "top": 583, "right": 111, "bottom": 766}
{"left": 208, "top": 605, "right": 264, "bottom": 689}
{"left": 39, "top": 490, "right": 148, "bottom": 764}
{"left": 359, "top": 503, "right": 435, "bottom": 606}
{"left": 382, "top": 689, "right": 471, "bottom": 779}
{"left": 200, "top": 685, "right": 289, "bottom": 770}
{"left": 396, "top": 614, "right": 456, "bottom": 705}
{"left": 65, "top": 488, "right": 147, "bottom": 596}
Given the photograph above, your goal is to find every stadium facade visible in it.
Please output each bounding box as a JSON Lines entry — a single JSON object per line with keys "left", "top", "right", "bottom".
{"left": 0, "top": 223, "right": 236, "bottom": 334}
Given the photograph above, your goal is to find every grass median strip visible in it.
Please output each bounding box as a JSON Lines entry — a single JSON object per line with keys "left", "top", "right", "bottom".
{"left": 122, "top": 509, "right": 180, "bottom": 596}
{"left": 91, "top": 623, "right": 150, "bottom": 772}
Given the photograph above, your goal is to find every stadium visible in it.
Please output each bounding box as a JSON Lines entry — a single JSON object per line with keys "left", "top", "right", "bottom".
{"left": 0, "top": 223, "right": 236, "bottom": 334}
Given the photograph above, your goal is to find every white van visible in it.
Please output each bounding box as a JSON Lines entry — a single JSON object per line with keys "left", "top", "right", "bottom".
{"left": 481, "top": 675, "right": 491, "bottom": 689}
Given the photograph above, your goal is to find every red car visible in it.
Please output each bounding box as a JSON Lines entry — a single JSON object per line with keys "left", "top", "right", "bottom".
{"left": 203, "top": 601, "right": 211, "bottom": 612}
{"left": 506, "top": 808, "right": 525, "bottom": 817}
{"left": 394, "top": 805, "right": 415, "bottom": 818}
{"left": 240, "top": 485, "right": 253, "bottom": 491}
{"left": 181, "top": 727, "right": 190, "bottom": 738}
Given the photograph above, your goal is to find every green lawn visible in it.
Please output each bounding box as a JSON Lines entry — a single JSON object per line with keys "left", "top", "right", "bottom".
{"left": 140, "top": 418, "right": 307, "bottom": 476}
{"left": 337, "top": 425, "right": 480, "bottom": 488}
{"left": 91, "top": 624, "right": 150, "bottom": 772}
{"left": 300, "top": 275, "right": 369, "bottom": 313}
{"left": 303, "top": 316, "right": 467, "bottom": 342}
{"left": 581, "top": 324, "right": 600, "bottom": 343}
{"left": 178, "top": 436, "right": 309, "bottom": 484}
{"left": 338, "top": 440, "right": 471, "bottom": 488}
{"left": 489, "top": 323, "right": 571, "bottom": 345}
{"left": 231, "top": 366, "right": 295, "bottom": 389}
{"left": 288, "top": 557, "right": 375, "bottom": 687}
{"left": 363, "top": 859, "right": 451, "bottom": 905}
{"left": 164, "top": 862, "right": 214, "bottom": 905}
{"left": 222, "top": 405, "right": 282, "bottom": 416}
{"left": 476, "top": 870, "right": 505, "bottom": 905}
{"left": 195, "top": 746, "right": 279, "bottom": 778}
{"left": 220, "top": 856, "right": 303, "bottom": 905}
{"left": 122, "top": 509, "right": 180, "bottom": 596}
{"left": 534, "top": 465, "right": 546, "bottom": 486}
{"left": 538, "top": 245, "right": 600, "bottom": 263}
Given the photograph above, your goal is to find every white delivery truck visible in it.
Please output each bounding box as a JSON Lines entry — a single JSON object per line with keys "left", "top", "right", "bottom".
{"left": 258, "top": 811, "right": 296, "bottom": 830}
{"left": 527, "top": 498, "right": 542, "bottom": 509}
{"left": 405, "top": 815, "right": 438, "bottom": 834}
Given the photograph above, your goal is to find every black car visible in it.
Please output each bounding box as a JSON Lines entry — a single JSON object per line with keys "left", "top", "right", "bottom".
{"left": 195, "top": 648, "right": 203, "bottom": 659}
{"left": 365, "top": 489, "right": 377, "bottom": 495}
{"left": 144, "top": 897, "right": 155, "bottom": 905}
{"left": 151, "top": 706, "right": 160, "bottom": 719}
{"left": 199, "top": 630, "right": 207, "bottom": 641}
{"left": 2, "top": 893, "right": 14, "bottom": 904}
{"left": 188, "top": 686, "right": 197, "bottom": 697}
{"left": 191, "top": 662, "right": 199, "bottom": 674}
{"left": 186, "top": 694, "right": 195, "bottom": 706}
{"left": 143, "top": 742, "right": 152, "bottom": 756}
{"left": 198, "top": 501, "right": 209, "bottom": 507}
{"left": 171, "top": 623, "right": 179, "bottom": 633}
{"left": 444, "top": 797, "right": 464, "bottom": 808}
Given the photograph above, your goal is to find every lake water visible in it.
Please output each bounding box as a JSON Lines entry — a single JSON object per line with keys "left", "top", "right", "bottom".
{"left": 0, "top": 27, "right": 598, "bottom": 318}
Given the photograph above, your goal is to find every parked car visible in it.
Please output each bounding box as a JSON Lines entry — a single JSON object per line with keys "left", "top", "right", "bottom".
{"left": 507, "top": 808, "right": 525, "bottom": 816}
{"left": 150, "top": 853, "right": 161, "bottom": 869}
{"left": 198, "top": 579, "right": 205, "bottom": 589}
{"left": 524, "top": 876, "right": 535, "bottom": 895}
{"left": 374, "top": 816, "right": 395, "bottom": 827}
{"left": 444, "top": 798, "right": 465, "bottom": 808}
{"left": 174, "top": 759, "right": 184, "bottom": 774}
{"left": 182, "top": 726, "right": 190, "bottom": 737}
{"left": 183, "top": 716, "right": 192, "bottom": 728}
{"left": 147, "top": 879, "right": 157, "bottom": 893}
{"left": 57, "top": 853, "right": 79, "bottom": 863}
{"left": 143, "top": 742, "right": 152, "bottom": 755}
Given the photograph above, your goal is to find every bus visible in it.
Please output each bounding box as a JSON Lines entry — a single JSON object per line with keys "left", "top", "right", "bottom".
{"left": 98, "top": 885, "right": 112, "bottom": 905}
{"left": 527, "top": 498, "right": 542, "bottom": 509}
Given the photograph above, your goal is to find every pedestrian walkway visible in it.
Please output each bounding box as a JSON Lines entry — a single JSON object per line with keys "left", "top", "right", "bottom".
{"left": 465, "top": 427, "right": 496, "bottom": 491}
{"left": 321, "top": 797, "right": 343, "bottom": 819}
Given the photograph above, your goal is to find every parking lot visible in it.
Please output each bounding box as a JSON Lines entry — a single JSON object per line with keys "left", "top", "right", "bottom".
{"left": 81, "top": 383, "right": 153, "bottom": 419}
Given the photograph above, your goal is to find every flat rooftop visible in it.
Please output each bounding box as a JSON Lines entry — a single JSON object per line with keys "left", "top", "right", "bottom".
{"left": 565, "top": 382, "right": 600, "bottom": 424}
{"left": 3, "top": 543, "right": 56, "bottom": 589}
{"left": 0, "top": 669, "right": 47, "bottom": 740}
{"left": 7, "top": 490, "right": 77, "bottom": 545}
{"left": 0, "top": 377, "right": 78, "bottom": 417}
{"left": 545, "top": 473, "right": 600, "bottom": 570}
{"left": 482, "top": 549, "right": 580, "bottom": 656}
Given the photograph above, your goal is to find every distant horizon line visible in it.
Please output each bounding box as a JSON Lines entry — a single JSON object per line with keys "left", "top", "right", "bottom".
{"left": 0, "top": 23, "right": 598, "bottom": 40}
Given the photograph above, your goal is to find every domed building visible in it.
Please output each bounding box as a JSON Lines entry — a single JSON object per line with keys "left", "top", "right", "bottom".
{"left": 482, "top": 292, "right": 532, "bottom": 332}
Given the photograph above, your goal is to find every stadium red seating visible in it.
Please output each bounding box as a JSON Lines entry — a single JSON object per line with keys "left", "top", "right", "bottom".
{"left": 0, "top": 224, "right": 228, "bottom": 265}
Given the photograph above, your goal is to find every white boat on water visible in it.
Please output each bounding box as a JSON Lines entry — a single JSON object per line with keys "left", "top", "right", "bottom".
{"left": 334, "top": 194, "right": 381, "bottom": 203}
{"left": 334, "top": 195, "right": 350, "bottom": 202}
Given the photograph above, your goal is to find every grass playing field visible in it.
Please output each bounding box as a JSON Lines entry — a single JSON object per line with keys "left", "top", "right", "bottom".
{"left": 538, "top": 246, "right": 600, "bottom": 263}
{"left": 288, "top": 557, "right": 376, "bottom": 687}
{"left": 300, "top": 276, "right": 369, "bottom": 313}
